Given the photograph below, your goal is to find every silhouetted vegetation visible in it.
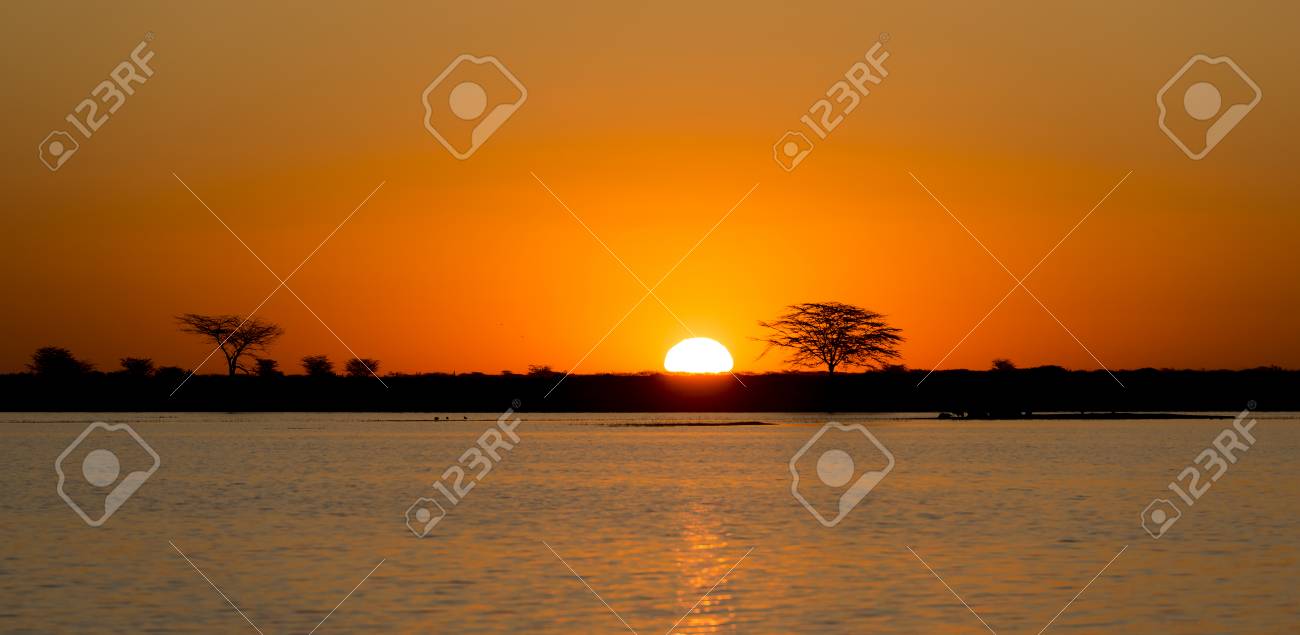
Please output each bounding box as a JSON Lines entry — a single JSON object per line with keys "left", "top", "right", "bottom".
{"left": 301, "top": 355, "right": 335, "bottom": 377}
{"left": 255, "top": 358, "right": 283, "bottom": 377}
{"left": 154, "top": 366, "right": 186, "bottom": 385}
{"left": 758, "top": 302, "right": 903, "bottom": 374}
{"left": 118, "top": 357, "right": 156, "bottom": 378}
{"left": 345, "top": 358, "right": 380, "bottom": 378}
{"left": 1, "top": 350, "right": 1294, "bottom": 413}
{"left": 177, "top": 313, "right": 284, "bottom": 376}
{"left": 27, "top": 346, "right": 94, "bottom": 377}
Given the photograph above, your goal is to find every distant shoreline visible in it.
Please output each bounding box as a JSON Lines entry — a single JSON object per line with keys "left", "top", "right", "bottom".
{"left": 937, "top": 411, "right": 1233, "bottom": 420}
{"left": 0, "top": 367, "right": 1291, "bottom": 413}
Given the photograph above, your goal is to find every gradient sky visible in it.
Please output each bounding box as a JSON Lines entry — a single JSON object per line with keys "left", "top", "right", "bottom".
{"left": 3, "top": 1, "right": 1298, "bottom": 374}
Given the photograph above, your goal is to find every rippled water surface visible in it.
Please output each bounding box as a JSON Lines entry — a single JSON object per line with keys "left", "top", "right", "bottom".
{"left": 2, "top": 412, "right": 1296, "bottom": 633}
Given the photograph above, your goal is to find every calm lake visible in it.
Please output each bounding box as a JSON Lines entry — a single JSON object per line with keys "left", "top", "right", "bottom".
{"left": 2, "top": 412, "right": 1296, "bottom": 634}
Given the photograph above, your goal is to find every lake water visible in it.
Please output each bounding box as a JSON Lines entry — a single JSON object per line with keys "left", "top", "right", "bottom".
{"left": 2, "top": 412, "right": 1296, "bottom": 634}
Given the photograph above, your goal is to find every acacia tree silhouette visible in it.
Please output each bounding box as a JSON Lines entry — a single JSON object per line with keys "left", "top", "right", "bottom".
{"left": 176, "top": 314, "right": 284, "bottom": 376}
{"left": 757, "top": 302, "right": 903, "bottom": 374}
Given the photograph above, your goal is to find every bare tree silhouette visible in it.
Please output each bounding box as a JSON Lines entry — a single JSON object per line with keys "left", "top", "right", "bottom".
{"left": 344, "top": 358, "right": 380, "bottom": 378}
{"left": 176, "top": 314, "right": 284, "bottom": 376}
{"left": 757, "top": 302, "right": 903, "bottom": 374}
{"left": 301, "top": 354, "right": 335, "bottom": 377}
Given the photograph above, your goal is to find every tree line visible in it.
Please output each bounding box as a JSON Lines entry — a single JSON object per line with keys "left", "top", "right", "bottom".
{"left": 6, "top": 304, "right": 1295, "bottom": 412}
{"left": 22, "top": 311, "right": 383, "bottom": 380}
{"left": 15, "top": 302, "right": 908, "bottom": 379}
{"left": 22, "top": 345, "right": 381, "bottom": 379}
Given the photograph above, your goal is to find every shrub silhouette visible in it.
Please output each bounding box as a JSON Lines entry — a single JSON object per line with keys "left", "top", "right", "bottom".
{"left": 301, "top": 355, "right": 335, "bottom": 377}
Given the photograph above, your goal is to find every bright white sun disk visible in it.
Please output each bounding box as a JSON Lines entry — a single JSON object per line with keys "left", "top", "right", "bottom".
{"left": 664, "top": 337, "right": 734, "bottom": 373}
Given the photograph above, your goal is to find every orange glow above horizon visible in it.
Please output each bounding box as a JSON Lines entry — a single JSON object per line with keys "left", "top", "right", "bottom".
{"left": 2, "top": 3, "right": 1298, "bottom": 375}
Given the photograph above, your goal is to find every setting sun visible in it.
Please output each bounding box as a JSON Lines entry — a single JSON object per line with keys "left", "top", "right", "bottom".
{"left": 7, "top": 4, "right": 1300, "bottom": 634}
{"left": 664, "top": 337, "right": 735, "bottom": 373}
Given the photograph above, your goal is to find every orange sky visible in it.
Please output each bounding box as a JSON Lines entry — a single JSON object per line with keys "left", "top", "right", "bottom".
{"left": 3, "top": 2, "right": 1298, "bottom": 374}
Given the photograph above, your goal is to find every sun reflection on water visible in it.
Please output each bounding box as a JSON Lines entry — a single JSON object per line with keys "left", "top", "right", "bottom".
{"left": 671, "top": 502, "right": 741, "bottom": 634}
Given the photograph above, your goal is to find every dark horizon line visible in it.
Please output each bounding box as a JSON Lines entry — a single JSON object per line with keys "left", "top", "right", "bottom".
{"left": 5, "top": 366, "right": 1291, "bottom": 413}
{"left": 6, "top": 364, "right": 1297, "bottom": 378}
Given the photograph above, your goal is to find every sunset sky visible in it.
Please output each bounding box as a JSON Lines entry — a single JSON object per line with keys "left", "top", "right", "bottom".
{"left": 3, "top": 2, "right": 1298, "bottom": 375}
